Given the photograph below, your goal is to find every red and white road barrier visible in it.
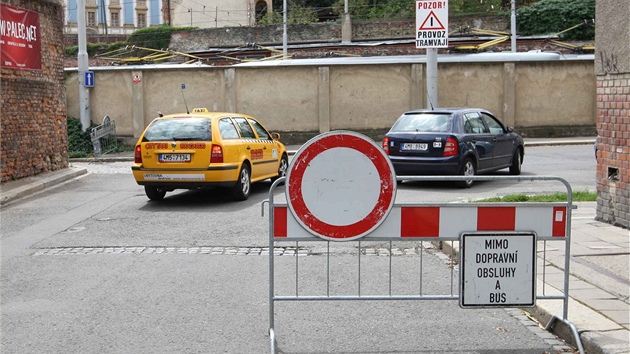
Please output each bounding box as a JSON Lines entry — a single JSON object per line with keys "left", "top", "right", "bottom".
{"left": 273, "top": 204, "right": 567, "bottom": 240}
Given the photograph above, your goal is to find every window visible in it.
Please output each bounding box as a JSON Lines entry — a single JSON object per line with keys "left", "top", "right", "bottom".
{"left": 87, "top": 12, "right": 96, "bottom": 26}
{"left": 391, "top": 113, "right": 452, "bottom": 133}
{"left": 248, "top": 119, "right": 271, "bottom": 140}
{"left": 138, "top": 13, "right": 146, "bottom": 28}
{"left": 219, "top": 119, "right": 240, "bottom": 139}
{"left": 463, "top": 113, "right": 488, "bottom": 134}
{"left": 233, "top": 117, "right": 255, "bottom": 139}
{"left": 143, "top": 118, "right": 211, "bottom": 142}
{"left": 481, "top": 113, "right": 505, "bottom": 134}
{"left": 111, "top": 12, "right": 120, "bottom": 27}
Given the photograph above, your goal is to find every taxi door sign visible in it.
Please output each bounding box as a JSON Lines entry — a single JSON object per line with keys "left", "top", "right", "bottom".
{"left": 415, "top": 0, "right": 448, "bottom": 48}
{"left": 460, "top": 232, "right": 537, "bottom": 308}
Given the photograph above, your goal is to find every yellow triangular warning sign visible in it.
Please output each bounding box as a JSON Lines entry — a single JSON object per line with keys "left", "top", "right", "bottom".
{"left": 418, "top": 11, "right": 445, "bottom": 30}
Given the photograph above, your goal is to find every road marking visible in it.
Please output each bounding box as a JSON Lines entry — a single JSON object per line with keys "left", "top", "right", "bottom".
{"left": 31, "top": 245, "right": 436, "bottom": 256}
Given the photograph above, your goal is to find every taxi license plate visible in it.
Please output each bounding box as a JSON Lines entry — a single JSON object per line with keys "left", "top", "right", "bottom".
{"left": 159, "top": 154, "right": 191, "bottom": 162}
{"left": 401, "top": 143, "right": 428, "bottom": 151}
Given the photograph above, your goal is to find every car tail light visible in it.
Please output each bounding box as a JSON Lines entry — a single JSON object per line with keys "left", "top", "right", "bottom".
{"left": 382, "top": 137, "right": 389, "bottom": 154}
{"left": 210, "top": 144, "right": 223, "bottom": 163}
{"left": 443, "top": 137, "right": 458, "bottom": 157}
{"left": 134, "top": 145, "right": 142, "bottom": 163}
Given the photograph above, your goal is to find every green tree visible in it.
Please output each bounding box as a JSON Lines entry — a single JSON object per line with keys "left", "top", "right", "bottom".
{"left": 126, "top": 25, "right": 195, "bottom": 49}
{"left": 450, "top": 0, "right": 503, "bottom": 14}
{"left": 516, "top": 0, "right": 595, "bottom": 40}
{"left": 260, "top": 0, "right": 319, "bottom": 24}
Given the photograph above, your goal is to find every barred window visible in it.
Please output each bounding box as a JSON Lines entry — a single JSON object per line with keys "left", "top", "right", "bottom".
{"left": 87, "top": 12, "right": 96, "bottom": 27}
{"left": 111, "top": 12, "right": 119, "bottom": 27}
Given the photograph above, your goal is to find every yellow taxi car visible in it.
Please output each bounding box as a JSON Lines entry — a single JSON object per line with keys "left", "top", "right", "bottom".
{"left": 131, "top": 108, "right": 288, "bottom": 201}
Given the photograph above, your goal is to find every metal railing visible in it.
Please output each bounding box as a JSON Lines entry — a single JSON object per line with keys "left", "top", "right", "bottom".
{"left": 263, "top": 175, "right": 584, "bottom": 354}
{"left": 90, "top": 115, "right": 118, "bottom": 157}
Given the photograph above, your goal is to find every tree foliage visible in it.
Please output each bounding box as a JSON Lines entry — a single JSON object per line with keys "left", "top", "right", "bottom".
{"left": 67, "top": 117, "right": 96, "bottom": 158}
{"left": 260, "top": 0, "right": 319, "bottom": 24}
{"left": 516, "top": 0, "right": 595, "bottom": 40}
{"left": 65, "top": 25, "right": 195, "bottom": 58}
{"left": 126, "top": 25, "right": 196, "bottom": 49}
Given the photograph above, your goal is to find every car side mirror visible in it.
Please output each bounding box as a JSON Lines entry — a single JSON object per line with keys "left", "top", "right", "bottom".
{"left": 272, "top": 132, "right": 281, "bottom": 140}
{"left": 506, "top": 126, "right": 514, "bottom": 133}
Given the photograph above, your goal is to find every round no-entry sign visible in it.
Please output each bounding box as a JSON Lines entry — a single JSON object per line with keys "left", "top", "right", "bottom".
{"left": 286, "top": 131, "right": 397, "bottom": 241}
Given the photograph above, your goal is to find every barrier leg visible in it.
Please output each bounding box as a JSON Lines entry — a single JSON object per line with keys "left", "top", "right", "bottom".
{"left": 269, "top": 327, "right": 276, "bottom": 354}
{"left": 546, "top": 315, "right": 585, "bottom": 354}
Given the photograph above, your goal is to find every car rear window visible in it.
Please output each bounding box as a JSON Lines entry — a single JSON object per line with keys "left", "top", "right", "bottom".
{"left": 143, "top": 118, "right": 211, "bottom": 142}
{"left": 390, "top": 113, "right": 452, "bottom": 133}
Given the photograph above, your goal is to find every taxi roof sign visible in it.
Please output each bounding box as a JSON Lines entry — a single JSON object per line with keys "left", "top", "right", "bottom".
{"left": 416, "top": 0, "right": 449, "bottom": 48}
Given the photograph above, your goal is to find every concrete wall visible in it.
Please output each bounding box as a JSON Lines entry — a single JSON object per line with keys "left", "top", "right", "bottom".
{"left": 64, "top": 55, "right": 596, "bottom": 144}
{"left": 1, "top": 0, "right": 68, "bottom": 183}
{"left": 595, "top": 0, "right": 629, "bottom": 229}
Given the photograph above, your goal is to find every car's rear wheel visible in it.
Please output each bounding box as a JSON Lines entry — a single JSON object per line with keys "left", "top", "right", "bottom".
{"left": 270, "top": 154, "right": 289, "bottom": 184}
{"left": 145, "top": 186, "right": 166, "bottom": 201}
{"left": 457, "top": 158, "right": 476, "bottom": 188}
{"left": 232, "top": 164, "right": 251, "bottom": 201}
{"left": 509, "top": 149, "right": 522, "bottom": 175}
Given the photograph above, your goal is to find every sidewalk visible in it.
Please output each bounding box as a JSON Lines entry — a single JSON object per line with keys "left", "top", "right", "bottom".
{"left": 2, "top": 136, "right": 628, "bottom": 354}
{"left": 440, "top": 202, "right": 629, "bottom": 354}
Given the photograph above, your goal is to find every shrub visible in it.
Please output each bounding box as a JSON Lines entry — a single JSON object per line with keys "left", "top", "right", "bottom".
{"left": 67, "top": 117, "right": 96, "bottom": 158}
{"left": 65, "top": 26, "right": 194, "bottom": 58}
{"left": 126, "top": 25, "right": 196, "bottom": 50}
{"left": 516, "top": 0, "right": 595, "bottom": 40}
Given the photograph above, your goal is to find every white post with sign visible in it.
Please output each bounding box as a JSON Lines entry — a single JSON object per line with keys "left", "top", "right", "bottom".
{"left": 416, "top": 0, "right": 448, "bottom": 109}
{"left": 77, "top": 0, "right": 91, "bottom": 131}
{"left": 415, "top": 0, "right": 448, "bottom": 48}
{"left": 460, "top": 232, "right": 537, "bottom": 308}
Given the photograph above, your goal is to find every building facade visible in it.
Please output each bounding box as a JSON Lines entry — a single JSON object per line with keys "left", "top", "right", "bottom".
{"left": 61, "top": 0, "right": 272, "bottom": 35}
{"left": 63, "top": 0, "right": 162, "bottom": 35}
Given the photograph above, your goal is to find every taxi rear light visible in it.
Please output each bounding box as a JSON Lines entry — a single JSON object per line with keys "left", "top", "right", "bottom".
{"left": 134, "top": 145, "right": 142, "bottom": 163}
{"left": 382, "top": 137, "right": 389, "bottom": 154}
{"left": 443, "top": 137, "right": 458, "bottom": 157}
{"left": 210, "top": 144, "right": 223, "bottom": 163}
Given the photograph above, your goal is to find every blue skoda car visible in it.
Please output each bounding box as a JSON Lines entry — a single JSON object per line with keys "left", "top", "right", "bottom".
{"left": 382, "top": 108, "right": 524, "bottom": 188}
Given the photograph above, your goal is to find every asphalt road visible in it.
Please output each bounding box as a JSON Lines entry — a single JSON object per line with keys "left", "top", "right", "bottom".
{"left": 1, "top": 145, "right": 593, "bottom": 353}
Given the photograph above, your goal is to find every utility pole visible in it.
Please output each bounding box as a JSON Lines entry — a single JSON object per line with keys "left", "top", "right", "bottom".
{"left": 77, "top": 0, "right": 91, "bottom": 131}
{"left": 342, "top": 0, "right": 352, "bottom": 43}
{"left": 282, "top": 0, "right": 287, "bottom": 58}
{"left": 511, "top": 0, "right": 517, "bottom": 52}
{"left": 100, "top": 0, "right": 108, "bottom": 38}
{"left": 426, "top": 48, "right": 438, "bottom": 109}
{"left": 167, "top": 0, "right": 171, "bottom": 25}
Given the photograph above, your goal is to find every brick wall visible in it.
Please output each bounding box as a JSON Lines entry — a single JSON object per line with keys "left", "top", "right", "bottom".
{"left": 595, "top": 0, "right": 629, "bottom": 229}
{"left": 595, "top": 74, "right": 630, "bottom": 228}
{"left": 1, "top": 0, "right": 68, "bottom": 183}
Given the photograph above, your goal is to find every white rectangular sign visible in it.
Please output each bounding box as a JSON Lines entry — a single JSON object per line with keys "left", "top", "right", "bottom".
{"left": 415, "top": 0, "right": 449, "bottom": 48}
{"left": 460, "top": 232, "right": 537, "bottom": 308}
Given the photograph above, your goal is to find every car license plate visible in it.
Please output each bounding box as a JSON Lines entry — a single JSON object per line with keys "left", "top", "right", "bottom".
{"left": 401, "top": 143, "right": 428, "bottom": 151}
{"left": 159, "top": 154, "right": 191, "bottom": 162}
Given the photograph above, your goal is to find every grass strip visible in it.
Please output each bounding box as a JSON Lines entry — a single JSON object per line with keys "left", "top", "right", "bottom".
{"left": 477, "top": 190, "right": 597, "bottom": 203}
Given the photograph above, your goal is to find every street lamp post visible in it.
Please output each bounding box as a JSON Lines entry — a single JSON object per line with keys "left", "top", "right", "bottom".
{"left": 77, "top": 0, "right": 91, "bottom": 131}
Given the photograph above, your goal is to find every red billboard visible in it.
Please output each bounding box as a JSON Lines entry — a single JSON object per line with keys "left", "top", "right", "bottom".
{"left": 1, "top": 4, "right": 41, "bottom": 70}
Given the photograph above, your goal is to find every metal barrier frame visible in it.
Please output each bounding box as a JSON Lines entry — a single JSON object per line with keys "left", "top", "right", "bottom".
{"left": 90, "top": 115, "right": 118, "bottom": 157}
{"left": 263, "top": 175, "right": 584, "bottom": 354}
